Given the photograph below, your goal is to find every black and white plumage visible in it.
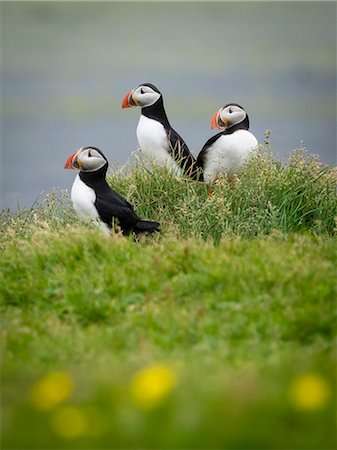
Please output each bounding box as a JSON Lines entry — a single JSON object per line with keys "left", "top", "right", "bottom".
{"left": 122, "top": 83, "right": 198, "bottom": 179}
{"left": 64, "top": 146, "right": 160, "bottom": 235}
{"left": 196, "top": 103, "right": 258, "bottom": 183}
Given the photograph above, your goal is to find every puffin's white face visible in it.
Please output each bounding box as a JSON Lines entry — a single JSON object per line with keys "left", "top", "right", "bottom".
{"left": 122, "top": 84, "right": 161, "bottom": 109}
{"left": 64, "top": 146, "right": 107, "bottom": 172}
{"left": 211, "top": 104, "right": 247, "bottom": 130}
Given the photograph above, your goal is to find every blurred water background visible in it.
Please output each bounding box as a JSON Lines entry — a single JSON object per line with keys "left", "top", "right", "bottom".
{"left": 1, "top": 1, "right": 336, "bottom": 210}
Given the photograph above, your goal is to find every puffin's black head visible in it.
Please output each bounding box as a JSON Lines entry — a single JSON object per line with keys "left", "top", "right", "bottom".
{"left": 122, "top": 83, "right": 162, "bottom": 109}
{"left": 64, "top": 146, "right": 108, "bottom": 172}
{"left": 211, "top": 103, "right": 250, "bottom": 130}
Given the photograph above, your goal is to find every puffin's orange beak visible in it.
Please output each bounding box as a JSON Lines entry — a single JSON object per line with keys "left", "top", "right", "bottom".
{"left": 64, "top": 152, "right": 77, "bottom": 169}
{"left": 211, "top": 111, "right": 221, "bottom": 130}
{"left": 211, "top": 110, "right": 229, "bottom": 129}
{"left": 122, "top": 90, "right": 137, "bottom": 108}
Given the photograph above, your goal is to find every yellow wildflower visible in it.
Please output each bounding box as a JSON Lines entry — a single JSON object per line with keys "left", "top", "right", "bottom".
{"left": 51, "top": 406, "right": 87, "bottom": 439}
{"left": 288, "top": 372, "right": 331, "bottom": 411}
{"left": 29, "top": 371, "right": 74, "bottom": 410}
{"left": 130, "top": 363, "right": 177, "bottom": 410}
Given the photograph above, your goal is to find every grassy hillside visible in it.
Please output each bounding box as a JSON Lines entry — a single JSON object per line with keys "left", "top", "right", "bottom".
{"left": 1, "top": 149, "right": 336, "bottom": 449}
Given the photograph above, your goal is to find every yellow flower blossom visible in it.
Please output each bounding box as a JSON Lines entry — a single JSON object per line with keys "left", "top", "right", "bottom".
{"left": 29, "top": 371, "right": 74, "bottom": 410}
{"left": 51, "top": 406, "right": 87, "bottom": 439}
{"left": 130, "top": 363, "right": 177, "bottom": 410}
{"left": 288, "top": 372, "right": 331, "bottom": 411}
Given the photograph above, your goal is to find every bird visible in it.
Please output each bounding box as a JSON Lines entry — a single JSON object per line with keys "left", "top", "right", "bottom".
{"left": 122, "top": 83, "right": 198, "bottom": 179}
{"left": 196, "top": 103, "right": 258, "bottom": 183}
{"left": 64, "top": 146, "right": 160, "bottom": 236}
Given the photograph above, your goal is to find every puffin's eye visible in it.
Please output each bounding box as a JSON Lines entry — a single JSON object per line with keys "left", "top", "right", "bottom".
{"left": 229, "top": 108, "right": 233, "bottom": 114}
{"left": 88, "top": 150, "right": 92, "bottom": 157}
{"left": 140, "top": 88, "right": 145, "bottom": 94}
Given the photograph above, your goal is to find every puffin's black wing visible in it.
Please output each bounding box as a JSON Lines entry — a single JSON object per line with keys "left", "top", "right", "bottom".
{"left": 107, "top": 188, "right": 134, "bottom": 211}
{"left": 166, "top": 129, "right": 198, "bottom": 180}
{"left": 95, "top": 189, "right": 160, "bottom": 235}
{"left": 196, "top": 132, "right": 225, "bottom": 182}
{"left": 95, "top": 193, "right": 139, "bottom": 233}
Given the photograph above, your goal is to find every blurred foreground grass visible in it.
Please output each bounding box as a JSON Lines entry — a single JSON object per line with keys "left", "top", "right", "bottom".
{"left": 1, "top": 149, "right": 336, "bottom": 448}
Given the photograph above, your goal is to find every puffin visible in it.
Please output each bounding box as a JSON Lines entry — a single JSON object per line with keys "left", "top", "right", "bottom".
{"left": 196, "top": 103, "right": 258, "bottom": 183}
{"left": 122, "top": 83, "right": 198, "bottom": 179}
{"left": 64, "top": 146, "right": 160, "bottom": 235}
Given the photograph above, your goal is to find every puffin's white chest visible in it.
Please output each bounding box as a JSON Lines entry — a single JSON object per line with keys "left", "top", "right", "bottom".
{"left": 71, "top": 175, "right": 110, "bottom": 234}
{"left": 136, "top": 115, "right": 181, "bottom": 174}
{"left": 203, "top": 130, "right": 258, "bottom": 183}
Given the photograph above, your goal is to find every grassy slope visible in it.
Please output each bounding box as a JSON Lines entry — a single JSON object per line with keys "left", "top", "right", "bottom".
{"left": 1, "top": 149, "right": 336, "bottom": 449}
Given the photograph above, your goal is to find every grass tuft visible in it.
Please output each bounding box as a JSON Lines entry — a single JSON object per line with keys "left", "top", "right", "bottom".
{"left": 108, "top": 147, "right": 336, "bottom": 240}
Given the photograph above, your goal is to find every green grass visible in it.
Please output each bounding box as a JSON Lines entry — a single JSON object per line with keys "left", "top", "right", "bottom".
{"left": 107, "top": 148, "right": 336, "bottom": 240}
{"left": 1, "top": 149, "right": 336, "bottom": 449}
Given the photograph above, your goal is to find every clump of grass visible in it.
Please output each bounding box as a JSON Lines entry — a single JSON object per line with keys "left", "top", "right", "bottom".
{"left": 0, "top": 189, "right": 79, "bottom": 250}
{"left": 108, "top": 146, "right": 336, "bottom": 240}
